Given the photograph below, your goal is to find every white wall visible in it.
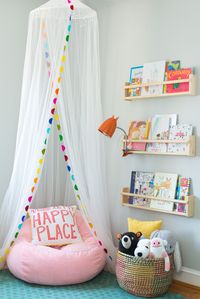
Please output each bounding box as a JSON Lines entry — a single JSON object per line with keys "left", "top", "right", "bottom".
{"left": 0, "top": 0, "right": 199, "bottom": 274}
{"left": 83, "top": 0, "right": 200, "bottom": 272}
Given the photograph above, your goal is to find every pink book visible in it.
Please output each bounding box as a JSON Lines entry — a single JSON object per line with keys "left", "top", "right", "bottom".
{"left": 126, "top": 141, "right": 146, "bottom": 151}
{"left": 126, "top": 121, "right": 149, "bottom": 151}
{"left": 166, "top": 68, "right": 192, "bottom": 93}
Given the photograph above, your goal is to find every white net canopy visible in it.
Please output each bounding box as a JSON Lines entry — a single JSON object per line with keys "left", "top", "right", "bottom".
{"left": 0, "top": 0, "right": 116, "bottom": 271}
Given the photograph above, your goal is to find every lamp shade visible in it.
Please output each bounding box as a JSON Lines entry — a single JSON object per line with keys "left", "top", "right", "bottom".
{"left": 98, "top": 116, "right": 119, "bottom": 138}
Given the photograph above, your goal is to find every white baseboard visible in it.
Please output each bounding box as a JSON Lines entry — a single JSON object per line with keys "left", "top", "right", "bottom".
{"left": 174, "top": 267, "right": 200, "bottom": 287}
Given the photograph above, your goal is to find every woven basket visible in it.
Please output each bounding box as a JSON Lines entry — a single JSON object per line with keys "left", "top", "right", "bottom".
{"left": 116, "top": 251, "right": 174, "bottom": 298}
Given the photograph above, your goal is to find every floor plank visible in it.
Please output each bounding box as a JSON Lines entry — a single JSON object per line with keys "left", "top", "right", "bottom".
{"left": 170, "top": 280, "right": 200, "bottom": 299}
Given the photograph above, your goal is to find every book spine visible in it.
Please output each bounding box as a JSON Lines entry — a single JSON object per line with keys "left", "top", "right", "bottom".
{"left": 176, "top": 176, "right": 181, "bottom": 199}
{"left": 128, "top": 171, "right": 136, "bottom": 204}
{"left": 145, "top": 120, "right": 151, "bottom": 139}
{"left": 188, "top": 177, "right": 192, "bottom": 196}
{"left": 177, "top": 177, "right": 192, "bottom": 213}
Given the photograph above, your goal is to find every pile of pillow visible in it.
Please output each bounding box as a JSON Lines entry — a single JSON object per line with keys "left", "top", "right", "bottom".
{"left": 117, "top": 217, "right": 182, "bottom": 272}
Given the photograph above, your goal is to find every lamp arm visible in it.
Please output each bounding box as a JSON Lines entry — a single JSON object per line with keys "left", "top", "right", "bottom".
{"left": 116, "top": 127, "right": 128, "bottom": 138}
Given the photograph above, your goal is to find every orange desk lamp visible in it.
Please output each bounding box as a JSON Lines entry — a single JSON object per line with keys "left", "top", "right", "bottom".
{"left": 98, "top": 116, "right": 127, "bottom": 138}
{"left": 98, "top": 116, "right": 128, "bottom": 156}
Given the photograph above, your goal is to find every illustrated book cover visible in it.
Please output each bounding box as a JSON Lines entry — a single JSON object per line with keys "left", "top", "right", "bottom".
{"left": 163, "top": 60, "right": 181, "bottom": 93}
{"left": 129, "top": 65, "right": 143, "bottom": 97}
{"left": 146, "top": 114, "right": 177, "bottom": 153}
{"left": 133, "top": 171, "right": 155, "bottom": 207}
{"left": 165, "top": 60, "right": 181, "bottom": 72}
{"left": 166, "top": 68, "right": 192, "bottom": 93}
{"left": 126, "top": 120, "right": 150, "bottom": 151}
{"left": 174, "top": 176, "right": 192, "bottom": 213}
{"left": 177, "top": 177, "right": 192, "bottom": 199}
{"left": 168, "top": 124, "right": 193, "bottom": 154}
{"left": 141, "top": 61, "right": 166, "bottom": 96}
{"left": 150, "top": 172, "right": 178, "bottom": 211}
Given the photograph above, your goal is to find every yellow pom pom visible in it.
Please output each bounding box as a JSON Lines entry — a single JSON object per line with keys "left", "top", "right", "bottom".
{"left": 39, "top": 159, "right": 43, "bottom": 165}
{"left": 89, "top": 222, "right": 93, "bottom": 229}
{"left": 37, "top": 168, "right": 41, "bottom": 175}
{"left": 60, "top": 66, "right": 64, "bottom": 73}
{"left": 0, "top": 256, "right": 5, "bottom": 263}
{"left": 55, "top": 114, "right": 59, "bottom": 121}
{"left": 34, "top": 178, "right": 38, "bottom": 184}
{"left": 5, "top": 248, "right": 10, "bottom": 256}
{"left": 62, "top": 55, "right": 66, "bottom": 62}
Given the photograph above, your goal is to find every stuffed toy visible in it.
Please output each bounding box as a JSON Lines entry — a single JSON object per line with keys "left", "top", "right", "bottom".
{"left": 150, "top": 230, "right": 182, "bottom": 272}
{"left": 116, "top": 232, "right": 142, "bottom": 256}
{"left": 174, "top": 241, "right": 182, "bottom": 273}
{"left": 134, "top": 239, "right": 150, "bottom": 258}
{"left": 150, "top": 230, "right": 176, "bottom": 254}
{"left": 149, "top": 238, "right": 170, "bottom": 272}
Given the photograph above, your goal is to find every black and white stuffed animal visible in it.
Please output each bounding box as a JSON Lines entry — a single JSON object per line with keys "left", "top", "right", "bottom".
{"left": 116, "top": 232, "right": 142, "bottom": 256}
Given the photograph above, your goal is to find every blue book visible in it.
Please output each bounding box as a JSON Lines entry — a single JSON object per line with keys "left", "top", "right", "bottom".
{"left": 129, "top": 66, "right": 143, "bottom": 97}
{"left": 128, "top": 171, "right": 136, "bottom": 204}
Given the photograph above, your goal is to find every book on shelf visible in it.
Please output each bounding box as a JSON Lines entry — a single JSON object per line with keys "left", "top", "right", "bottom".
{"left": 141, "top": 61, "right": 166, "bottom": 96}
{"left": 146, "top": 114, "right": 177, "bottom": 153}
{"left": 131, "top": 171, "right": 155, "bottom": 207}
{"left": 129, "top": 66, "right": 143, "bottom": 97}
{"left": 128, "top": 171, "right": 136, "bottom": 204}
{"left": 163, "top": 60, "right": 181, "bottom": 93}
{"left": 150, "top": 172, "right": 178, "bottom": 211}
{"left": 174, "top": 176, "right": 192, "bottom": 213}
{"left": 168, "top": 124, "right": 193, "bottom": 154}
{"left": 126, "top": 120, "right": 150, "bottom": 151}
{"left": 166, "top": 68, "right": 193, "bottom": 93}
{"left": 127, "top": 171, "right": 192, "bottom": 214}
{"left": 166, "top": 60, "right": 181, "bottom": 71}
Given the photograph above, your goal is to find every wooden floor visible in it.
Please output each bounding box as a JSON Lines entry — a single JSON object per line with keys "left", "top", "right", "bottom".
{"left": 170, "top": 280, "right": 200, "bottom": 299}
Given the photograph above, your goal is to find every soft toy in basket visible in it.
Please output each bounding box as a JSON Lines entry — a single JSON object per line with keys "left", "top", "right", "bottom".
{"left": 116, "top": 231, "right": 175, "bottom": 298}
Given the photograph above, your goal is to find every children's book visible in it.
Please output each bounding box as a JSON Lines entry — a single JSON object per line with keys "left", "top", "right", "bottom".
{"left": 177, "top": 177, "right": 192, "bottom": 199}
{"left": 166, "top": 68, "right": 192, "bottom": 93}
{"left": 141, "top": 61, "right": 166, "bottom": 96}
{"left": 176, "top": 203, "right": 187, "bottom": 213}
{"left": 128, "top": 171, "right": 136, "bottom": 204}
{"left": 153, "top": 172, "right": 178, "bottom": 199}
{"left": 126, "top": 120, "right": 150, "bottom": 151}
{"left": 151, "top": 172, "right": 178, "bottom": 211}
{"left": 133, "top": 171, "right": 155, "bottom": 207}
{"left": 174, "top": 177, "right": 192, "bottom": 213}
{"left": 175, "top": 176, "right": 192, "bottom": 213}
{"left": 150, "top": 198, "right": 174, "bottom": 212}
{"left": 163, "top": 60, "right": 181, "bottom": 93}
{"left": 166, "top": 60, "right": 181, "bottom": 71}
{"left": 146, "top": 114, "right": 177, "bottom": 152}
{"left": 168, "top": 124, "right": 193, "bottom": 153}
{"left": 129, "top": 66, "right": 143, "bottom": 97}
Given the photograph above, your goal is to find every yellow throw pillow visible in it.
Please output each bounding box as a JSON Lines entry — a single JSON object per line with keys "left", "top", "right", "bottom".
{"left": 128, "top": 218, "right": 162, "bottom": 239}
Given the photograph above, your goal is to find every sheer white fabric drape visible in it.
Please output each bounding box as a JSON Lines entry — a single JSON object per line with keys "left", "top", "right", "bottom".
{"left": 0, "top": 0, "right": 116, "bottom": 272}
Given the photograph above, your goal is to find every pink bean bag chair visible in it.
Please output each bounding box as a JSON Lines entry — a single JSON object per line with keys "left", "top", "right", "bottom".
{"left": 7, "top": 211, "right": 106, "bottom": 285}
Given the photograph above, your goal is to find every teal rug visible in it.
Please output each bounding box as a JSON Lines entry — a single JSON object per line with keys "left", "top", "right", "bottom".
{"left": 0, "top": 270, "right": 185, "bottom": 299}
